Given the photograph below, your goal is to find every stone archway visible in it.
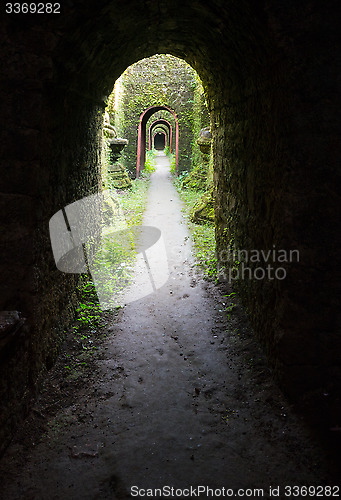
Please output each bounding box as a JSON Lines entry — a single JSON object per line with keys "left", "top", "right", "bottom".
{"left": 0, "top": 1, "right": 339, "bottom": 449}
{"left": 148, "top": 119, "right": 173, "bottom": 153}
{"left": 153, "top": 131, "right": 166, "bottom": 150}
{"left": 136, "top": 106, "right": 179, "bottom": 176}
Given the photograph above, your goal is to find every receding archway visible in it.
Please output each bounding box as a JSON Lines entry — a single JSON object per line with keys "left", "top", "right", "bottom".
{"left": 153, "top": 131, "right": 166, "bottom": 150}
{"left": 136, "top": 105, "right": 179, "bottom": 176}
{"left": 148, "top": 119, "right": 173, "bottom": 153}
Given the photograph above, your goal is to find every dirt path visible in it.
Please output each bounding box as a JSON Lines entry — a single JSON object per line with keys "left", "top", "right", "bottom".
{"left": 0, "top": 154, "right": 334, "bottom": 499}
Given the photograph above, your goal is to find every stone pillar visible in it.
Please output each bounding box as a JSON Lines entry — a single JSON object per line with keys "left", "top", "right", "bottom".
{"left": 190, "top": 128, "right": 215, "bottom": 224}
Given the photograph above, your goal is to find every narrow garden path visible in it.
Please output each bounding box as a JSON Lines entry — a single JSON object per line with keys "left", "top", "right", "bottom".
{"left": 0, "top": 154, "right": 333, "bottom": 499}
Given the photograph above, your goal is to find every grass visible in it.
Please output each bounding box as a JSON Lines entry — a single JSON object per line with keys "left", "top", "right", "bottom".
{"left": 73, "top": 174, "right": 151, "bottom": 331}
{"left": 118, "top": 174, "right": 150, "bottom": 226}
{"left": 174, "top": 175, "right": 218, "bottom": 280}
{"left": 144, "top": 150, "right": 156, "bottom": 173}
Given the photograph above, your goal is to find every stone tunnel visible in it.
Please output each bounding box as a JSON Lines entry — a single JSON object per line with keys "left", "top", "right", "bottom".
{"left": 0, "top": 0, "right": 340, "bottom": 454}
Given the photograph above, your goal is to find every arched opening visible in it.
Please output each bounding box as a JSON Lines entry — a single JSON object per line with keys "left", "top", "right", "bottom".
{"left": 153, "top": 131, "right": 166, "bottom": 150}
{"left": 136, "top": 105, "right": 179, "bottom": 176}
{"left": 148, "top": 119, "right": 173, "bottom": 153}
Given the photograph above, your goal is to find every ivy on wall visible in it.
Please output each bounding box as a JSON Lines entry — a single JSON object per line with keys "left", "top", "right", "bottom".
{"left": 106, "top": 54, "right": 209, "bottom": 177}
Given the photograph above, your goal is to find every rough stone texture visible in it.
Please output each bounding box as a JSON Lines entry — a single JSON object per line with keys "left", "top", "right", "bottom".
{"left": 191, "top": 190, "right": 215, "bottom": 224}
{"left": 0, "top": 0, "right": 340, "bottom": 452}
{"left": 107, "top": 163, "right": 132, "bottom": 189}
{"left": 0, "top": 311, "right": 25, "bottom": 351}
{"left": 182, "top": 129, "right": 212, "bottom": 191}
{"left": 102, "top": 114, "right": 131, "bottom": 188}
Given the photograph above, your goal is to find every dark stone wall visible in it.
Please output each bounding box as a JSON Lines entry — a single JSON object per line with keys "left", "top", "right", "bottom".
{"left": 212, "top": 2, "right": 341, "bottom": 410}
{"left": 0, "top": 13, "right": 104, "bottom": 453}
{"left": 0, "top": 0, "right": 340, "bottom": 451}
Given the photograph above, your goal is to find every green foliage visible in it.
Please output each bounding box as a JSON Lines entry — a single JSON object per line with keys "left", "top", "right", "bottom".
{"left": 169, "top": 153, "right": 176, "bottom": 174}
{"left": 73, "top": 176, "right": 150, "bottom": 330}
{"left": 74, "top": 278, "right": 102, "bottom": 332}
{"left": 108, "top": 54, "right": 209, "bottom": 177}
{"left": 119, "top": 176, "right": 150, "bottom": 226}
{"left": 174, "top": 170, "right": 189, "bottom": 186}
{"left": 180, "top": 160, "right": 209, "bottom": 191}
{"left": 222, "top": 292, "right": 237, "bottom": 320}
{"left": 191, "top": 222, "right": 217, "bottom": 278}
{"left": 175, "top": 182, "right": 217, "bottom": 279}
{"left": 90, "top": 231, "right": 136, "bottom": 306}
{"left": 144, "top": 150, "right": 156, "bottom": 173}
{"left": 89, "top": 177, "right": 151, "bottom": 305}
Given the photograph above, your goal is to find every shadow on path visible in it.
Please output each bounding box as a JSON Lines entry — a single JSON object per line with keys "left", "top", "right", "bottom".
{"left": 0, "top": 153, "right": 333, "bottom": 499}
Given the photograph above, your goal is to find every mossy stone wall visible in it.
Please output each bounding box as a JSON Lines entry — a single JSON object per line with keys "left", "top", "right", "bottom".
{"left": 107, "top": 54, "right": 209, "bottom": 176}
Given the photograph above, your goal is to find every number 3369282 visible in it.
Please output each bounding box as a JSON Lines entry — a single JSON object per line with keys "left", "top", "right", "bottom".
{"left": 5, "top": 3, "right": 61, "bottom": 14}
